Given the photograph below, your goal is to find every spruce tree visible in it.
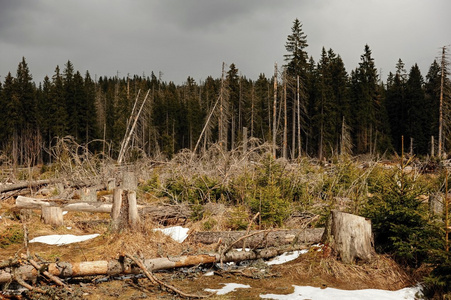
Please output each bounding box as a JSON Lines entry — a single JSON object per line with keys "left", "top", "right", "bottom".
{"left": 405, "top": 64, "right": 428, "bottom": 154}
{"left": 50, "top": 65, "right": 68, "bottom": 138}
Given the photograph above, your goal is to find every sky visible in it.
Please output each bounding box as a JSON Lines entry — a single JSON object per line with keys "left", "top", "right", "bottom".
{"left": 0, "top": 0, "right": 449, "bottom": 85}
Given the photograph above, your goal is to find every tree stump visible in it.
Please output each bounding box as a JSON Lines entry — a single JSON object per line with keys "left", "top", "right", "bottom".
{"left": 321, "top": 210, "right": 374, "bottom": 264}
{"left": 41, "top": 206, "right": 64, "bottom": 226}
{"left": 128, "top": 191, "right": 140, "bottom": 229}
{"left": 110, "top": 171, "right": 140, "bottom": 232}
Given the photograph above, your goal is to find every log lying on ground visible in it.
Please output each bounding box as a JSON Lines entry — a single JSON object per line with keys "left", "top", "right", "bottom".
{"left": 16, "top": 196, "right": 115, "bottom": 213}
{"left": 0, "top": 245, "right": 309, "bottom": 283}
{"left": 188, "top": 228, "right": 324, "bottom": 248}
{"left": 16, "top": 196, "right": 192, "bottom": 223}
{"left": 0, "top": 179, "right": 52, "bottom": 194}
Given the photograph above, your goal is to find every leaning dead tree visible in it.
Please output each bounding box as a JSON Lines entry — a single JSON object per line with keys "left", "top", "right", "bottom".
{"left": 117, "top": 89, "right": 150, "bottom": 164}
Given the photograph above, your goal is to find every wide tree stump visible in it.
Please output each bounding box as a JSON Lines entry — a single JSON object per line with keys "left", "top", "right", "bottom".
{"left": 321, "top": 210, "right": 374, "bottom": 264}
{"left": 41, "top": 206, "right": 64, "bottom": 226}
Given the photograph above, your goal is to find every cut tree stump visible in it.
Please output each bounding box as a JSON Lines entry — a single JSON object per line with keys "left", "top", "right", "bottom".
{"left": 111, "top": 171, "right": 140, "bottom": 231}
{"left": 321, "top": 210, "right": 374, "bottom": 264}
{"left": 41, "top": 206, "right": 63, "bottom": 226}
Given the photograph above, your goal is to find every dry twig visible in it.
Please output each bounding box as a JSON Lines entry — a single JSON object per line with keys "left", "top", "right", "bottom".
{"left": 27, "top": 257, "right": 72, "bottom": 292}
{"left": 125, "top": 253, "right": 209, "bottom": 299}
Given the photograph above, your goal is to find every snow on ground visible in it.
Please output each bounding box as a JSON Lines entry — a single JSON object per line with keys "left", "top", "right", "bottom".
{"left": 266, "top": 249, "right": 309, "bottom": 265}
{"left": 205, "top": 283, "right": 251, "bottom": 295}
{"left": 153, "top": 226, "right": 189, "bottom": 242}
{"left": 260, "top": 285, "right": 423, "bottom": 300}
{"left": 29, "top": 234, "right": 100, "bottom": 246}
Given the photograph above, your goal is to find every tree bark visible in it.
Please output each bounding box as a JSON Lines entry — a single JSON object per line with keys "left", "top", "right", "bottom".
{"left": 321, "top": 210, "right": 374, "bottom": 264}
{"left": 128, "top": 190, "right": 140, "bottom": 229}
{"left": 16, "top": 196, "right": 115, "bottom": 213}
{"left": 0, "top": 179, "right": 51, "bottom": 193}
{"left": 0, "top": 245, "right": 308, "bottom": 284}
{"left": 188, "top": 228, "right": 324, "bottom": 248}
{"left": 16, "top": 196, "right": 190, "bottom": 225}
{"left": 41, "top": 206, "right": 63, "bottom": 226}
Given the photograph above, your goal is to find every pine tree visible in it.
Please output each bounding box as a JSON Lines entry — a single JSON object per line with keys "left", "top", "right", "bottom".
{"left": 425, "top": 60, "right": 442, "bottom": 153}
{"left": 405, "top": 64, "right": 428, "bottom": 154}
{"left": 284, "top": 18, "right": 308, "bottom": 78}
{"left": 83, "top": 71, "right": 98, "bottom": 146}
{"left": 15, "top": 57, "right": 39, "bottom": 165}
{"left": 284, "top": 18, "right": 309, "bottom": 158}
{"left": 50, "top": 65, "right": 68, "bottom": 138}
{"left": 63, "top": 60, "right": 77, "bottom": 139}
{"left": 227, "top": 63, "right": 240, "bottom": 149}
{"left": 350, "top": 45, "right": 388, "bottom": 154}
{"left": 385, "top": 60, "right": 407, "bottom": 153}
{"left": 363, "top": 162, "right": 442, "bottom": 267}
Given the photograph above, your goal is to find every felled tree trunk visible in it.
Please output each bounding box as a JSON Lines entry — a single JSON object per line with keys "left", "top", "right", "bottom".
{"left": 16, "top": 196, "right": 114, "bottom": 213}
{"left": 0, "top": 245, "right": 307, "bottom": 283}
{"left": 321, "top": 210, "right": 374, "bottom": 264}
{"left": 0, "top": 179, "right": 52, "bottom": 193}
{"left": 188, "top": 228, "right": 324, "bottom": 248}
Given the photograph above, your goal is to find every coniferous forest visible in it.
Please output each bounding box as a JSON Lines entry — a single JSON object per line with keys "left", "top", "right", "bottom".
{"left": 0, "top": 19, "right": 449, "bottom": 166}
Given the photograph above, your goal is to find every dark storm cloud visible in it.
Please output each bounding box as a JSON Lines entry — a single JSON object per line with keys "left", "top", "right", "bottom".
{"left": 0, "top": 0, "right": 449, "bottom": 84}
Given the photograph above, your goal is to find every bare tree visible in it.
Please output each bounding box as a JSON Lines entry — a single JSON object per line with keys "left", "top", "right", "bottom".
{"left": 272, "top": 63, "right": 278, "bottom": 158}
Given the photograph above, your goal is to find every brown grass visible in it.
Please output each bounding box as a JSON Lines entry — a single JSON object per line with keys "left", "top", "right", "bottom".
{"left": 274, "top": 247, "right": 416, "bottom": 291}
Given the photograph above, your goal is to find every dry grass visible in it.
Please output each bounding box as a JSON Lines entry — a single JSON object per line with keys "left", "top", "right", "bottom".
{"left": 276, "top": 246, "right": 416, "bottom": 291}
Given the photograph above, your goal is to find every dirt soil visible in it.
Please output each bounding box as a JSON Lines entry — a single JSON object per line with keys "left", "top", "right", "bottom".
{"left": 0, "top": 196, "right": 419, "bottom": 300}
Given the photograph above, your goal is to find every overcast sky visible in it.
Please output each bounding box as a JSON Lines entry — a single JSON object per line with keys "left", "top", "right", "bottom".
{"left": 0, "top": 0, "right": 449, "bottom": 85}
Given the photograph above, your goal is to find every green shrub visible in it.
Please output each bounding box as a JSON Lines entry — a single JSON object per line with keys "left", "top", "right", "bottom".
{"left": 248, "top": 183, "right": 290, "bottom": 227}
{"left": 362, "top": 166, "right": 442, "bottom": 267}
{"left": 226, "top": 205, "right": 250, "bottom": 230}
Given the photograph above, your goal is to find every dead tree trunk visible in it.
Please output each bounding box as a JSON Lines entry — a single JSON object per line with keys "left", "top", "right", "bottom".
{"left": 188, "top": 228, "right": 324, "bottom": 248}
{"left": 0, "top": 179, "right": 52, "bottom": 194}
{"left": 321, "top": 210, "right": 374, "bottom": 264}
{"left": 0, "top": 245, "right": 308, "bottom": 283}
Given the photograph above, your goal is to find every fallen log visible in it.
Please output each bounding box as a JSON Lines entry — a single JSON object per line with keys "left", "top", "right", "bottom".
{"left": 16, "top": 196, "right": 115, "bottom": 213}
{"left": 0, "top": 245, "right": 308, "bottom": 283}
{"left": 16, "top": 196, "right": 192, "bottom": 224}
{"left": 0, "top": 179, "right": 52, "bottom": 194}
{"left": 188, "top": 228, "right": 324, "bottom": 248}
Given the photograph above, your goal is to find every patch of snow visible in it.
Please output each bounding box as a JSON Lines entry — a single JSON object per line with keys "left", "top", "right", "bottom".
{"left": 153, "top": 226, "right": 189, "bottom": 243}
{"left": 62, "top": 211, "right": 68, "bottom": 215}
{"left": 205, "top": 283, "right": 251, "bottom": 295}
{"left": 267, "top": 250, "right": 308, "bottom": 265}
{"left": 204, "top": 271, "right": 214, "bottom": 276}
{"left": 66, "top": 227, "right": 72, "bottom": 230}
{"left": 260, "top": 285, "right": 423, "bottom": 300}
{"left": 236, "top": 248, "right": 251, "bottom": 252}
{"left": 29, "top": 234, "right": 100, "bottom": 246}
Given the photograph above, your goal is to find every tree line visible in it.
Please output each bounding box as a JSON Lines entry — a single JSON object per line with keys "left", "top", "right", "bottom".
{"left": 0, "top": 19, "right": 449, "bottom": 166}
